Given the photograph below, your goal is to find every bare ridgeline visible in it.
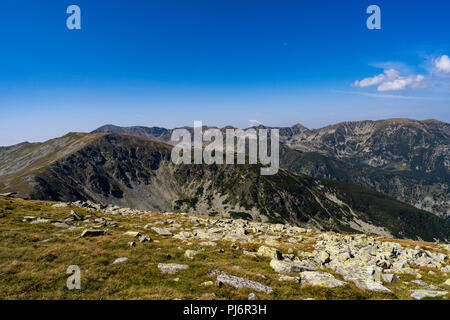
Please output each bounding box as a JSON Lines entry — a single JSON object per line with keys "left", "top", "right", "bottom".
{"left": 170, "top": 121, "right": 279, "bottom": 175}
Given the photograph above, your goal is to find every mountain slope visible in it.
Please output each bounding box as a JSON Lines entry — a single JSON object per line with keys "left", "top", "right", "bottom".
{"left": 0, "top": 132, "right": 449, "bottom": 241}
{"left": 92, "top": 119, "right": 450, "bottom": 218}
{"left": 279, "top": 146, "right": 450, "bottom": 218}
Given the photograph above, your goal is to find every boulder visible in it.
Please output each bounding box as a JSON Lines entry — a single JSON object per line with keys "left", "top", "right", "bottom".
{"left": 216, "top": 273, "right": 273, "bottom": 294}
{"left": 270, "top": 259, "right": 316, "bottom": 274}
{"left": 113, "top": 257, "right": 128, "bottom": 264}
{"left": 410, "top": 289, "right": 447, "bottom": 300}
{"left": 80, "top": 229, "right": 109, "bottom": 237}
{"left": 257, "top": 246, "right": 283, "bottom": 260}
{"left": 152, "top": 227, "right": 173, "bottom": 236}
{"left": 184, "top": 250, "right": 198, "bottom": 259}
{"left": 381, "top": 274, "right": 400, "bottom": 283}
{"left": 158, "top": 263, "right": 189, "bottom": 274}
{"left": 300, "top": 271, "right": 346, "bottom": 288}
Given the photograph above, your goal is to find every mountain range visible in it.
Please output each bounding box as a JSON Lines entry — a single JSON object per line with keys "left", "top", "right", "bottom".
{"left": 93, "top": 119, "right": 450, "bottom": 218}
{"left": 0, "top": 118, "right": 449, "bottom": 241}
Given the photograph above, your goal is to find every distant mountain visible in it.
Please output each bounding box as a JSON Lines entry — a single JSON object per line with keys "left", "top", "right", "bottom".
{"left": 92, "top": 124, "right": 173, "bottom": 142}
{"left": 0, "top": 132, "right": 449, "bottom": 241}
{"left": 92, "top": 119, "right": 450, "bottom": 218}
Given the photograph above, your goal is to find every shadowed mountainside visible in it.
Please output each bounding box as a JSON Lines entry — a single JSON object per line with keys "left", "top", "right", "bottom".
{"left": 0, "top": 132, "right": 449, "bottom": 241}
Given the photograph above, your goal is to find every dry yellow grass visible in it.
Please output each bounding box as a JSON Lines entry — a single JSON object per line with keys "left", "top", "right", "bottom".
{"left": 0, "top": 196, "right": 448, "bottom": 300}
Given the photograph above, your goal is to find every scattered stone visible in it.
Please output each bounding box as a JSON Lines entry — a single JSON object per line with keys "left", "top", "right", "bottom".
{"left": 70, "top": 210, "right": 83, "bottom": 221}
{"left": 202, "top": 281, "right": 214, "bottom": 286}
{"left": 158, "top": 263, "right": 189, "bottom": 274}
{"left": 257, "top": 246, "right": 283, "bottom": 260}
{"left": 199, "top": 241, "right": 217, "bottom": 247}
{"left": 382, "top": 274, "right": 400, "bottom": 283}
{"left": 52, "top": 203, "right": 68, "bottom": 208}
{"left": 411, "top": 280, "right": 428, "bottom": 287}
{"left": 243, "top": 250, "right": 258, "bottom": 257}
{"left": 300, "top": 271, "right": 346, "bottom": 288}
{"left": 279, "top": 275, "right": 301, "bottom": 283}
{"left": 152, "top": 227, "right": 173, "bottom": 236}
{"left": 30, "top": 218, "right": 51, "bottom": 224}
{"left": 270, "top": 259, "right": 316, "bottom": 274}
{"left": 80, "top": 229, "right": 109, "bottom": 237}
{"left": 124, "top": 231, "right": 141, "bottom": 237}
{"left": 410, "top": 289, "right": 448, "bottom": 300}
{"left": 248, "top": 293, "right": 258, "bottom": 300}
{"left": 216, "top": 273, "right": 273, "bottom": 294}
{"left": 317, "top": 251, "right": 331, "bottom": 265}
{"left": 0, "top": 192, "right": 17, "bottom": 198}
{"left": 138, "top": 235, "right": 152, "bottom": 243}
{"left": 184, "top": 250, "right": 198, "bottom": 259}
{"left": 113, "top": 257, "right": 128, "bottom": 264}
{"left": 53, "top": 222, "right": 69, "bottom": 228}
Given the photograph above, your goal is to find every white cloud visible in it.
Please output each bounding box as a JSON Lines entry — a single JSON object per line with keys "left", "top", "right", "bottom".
{"left": 353, "top": 69, "right": 425, "bottom": 92}
{"left": 248, "top": 120, "right": 262, "bottom": 127}
{"left": 434, "top": 55, "right": 450, "bottom": 73}
{"left": 353, "top": 73, "right": 385, "bottom": 88}
{"left": 378, "top": 74, "right": 425, "bottom": 92}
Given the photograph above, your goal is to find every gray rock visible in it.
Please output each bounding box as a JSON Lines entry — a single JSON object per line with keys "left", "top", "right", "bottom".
{"left": 381, "top": 274, "right": 400, "bottom": 283}
{"left": 270, "top": 259, "right": 316, "bottom": 274}
{"left": 113, "top": 257, "right": 128, "bottom": 264}
{"left": 300, "top": 271, "right": 346, "bottom": 288}
{"left": 53, "top": 222, "right": 69, "bottom": 228}
{"left": 80, "top": 229, "right": 109, "bottom": 237}
{"left": 216, "top": 273, "right": 273, "bottom": 294}
{"left": 52, "top": 203, "right": 68, "bottom": 208}
{"left": 411, "top": 280, "right": 428, "bottom": 286}
{"left": 248, "top": 293, "right": 258, "bottom": 300}
{"left": 152, "top": 227, "right": 173, "bottom": 236}
{"left": 138, "top": 235, "right": 152, "bottom": 243}
{"left": 411, "top": 289, "right": 447, "bottom": 300}
{"left": 70, "top": 210, "right": 84, "bottom": 221}
{"left": 158, "top": 263, "right": 189, "bottom": 274}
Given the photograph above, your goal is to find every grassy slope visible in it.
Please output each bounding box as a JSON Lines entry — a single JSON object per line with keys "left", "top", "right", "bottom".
{"left": 0, "top": 196, "right": 448, "bottom": 300}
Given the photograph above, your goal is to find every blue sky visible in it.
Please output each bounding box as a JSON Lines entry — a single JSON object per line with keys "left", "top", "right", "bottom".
{"left": 0, "top": 0, "right": 449, "bottom": 146}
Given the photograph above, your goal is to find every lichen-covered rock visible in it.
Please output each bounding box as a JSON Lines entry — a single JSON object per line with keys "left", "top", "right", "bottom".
{"left": 381, "top": 274, "right": 400, "bottom": 283}
{"left": 410, "top": 289, "right": 447, "bottom": 300}
{"left": 184, "top": 249, "right": 198, "bottom": 259}
{"left": 158, "top": 263, "right": 189, "bottom": 274}
{"left": 278, "top": 275, "right": 301, "bottom": 283}
{"left": 257, "top": 246, "right": 283, "bottom": 260}
{"left": 216, "top": 273, "right": 273, "bottom": 294}
{"left": 80, "top": 229, "right": 109, "bottom": 237}
{"left": 151, "top": 227, "right": 173, "bottom": 236}
{"left": 300, "top": 271, "right": 346, "bottom": 288}
{"left": 270, "top": 259, "right": 316, "bottom": 274}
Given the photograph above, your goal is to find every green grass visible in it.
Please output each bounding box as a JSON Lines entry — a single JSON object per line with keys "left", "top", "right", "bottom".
{"left": 0, "top": 196, "right": 448, "bottom": 300}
